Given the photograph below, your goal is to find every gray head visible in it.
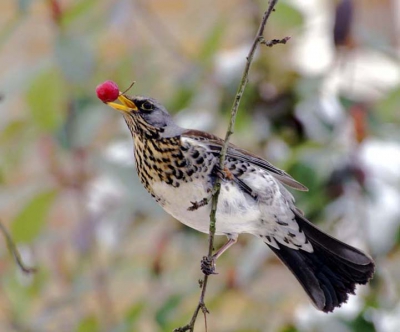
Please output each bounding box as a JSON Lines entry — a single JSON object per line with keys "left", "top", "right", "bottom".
{"left": 107, "top": 94, "right": 183, "bottom": 138}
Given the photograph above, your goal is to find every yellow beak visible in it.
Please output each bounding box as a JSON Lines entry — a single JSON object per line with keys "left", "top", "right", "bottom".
{"left": 107, "top": 94, "right": 138, "bottom": 113}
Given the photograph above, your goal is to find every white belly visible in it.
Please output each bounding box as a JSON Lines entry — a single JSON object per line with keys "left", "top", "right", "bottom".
{"left": 150, "top": 170, "right": 313, "bottom": 253}
{"left": 151, "top": 179, "right": 262, "bottom": 236}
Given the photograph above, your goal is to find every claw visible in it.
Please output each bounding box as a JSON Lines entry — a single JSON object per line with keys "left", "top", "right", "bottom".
{"left": 201, "top": 256, "right": 218, "bottom": 275}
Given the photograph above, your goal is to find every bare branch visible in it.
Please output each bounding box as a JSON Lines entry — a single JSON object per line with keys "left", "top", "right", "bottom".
{"left": 0, "top": 221, "right": 36, "bottom": 274}
{"left": 174, "top": 1, "right": 281, "bottom": 330}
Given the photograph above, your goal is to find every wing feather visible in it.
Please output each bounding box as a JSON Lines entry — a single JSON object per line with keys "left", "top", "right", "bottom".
{"left": 183, "top": 129, "right": 308, "bottom": 191}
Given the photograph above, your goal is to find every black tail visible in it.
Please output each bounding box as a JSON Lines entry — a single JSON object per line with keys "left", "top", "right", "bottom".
{"left": 268, "top": 212, "right": 375, "bottom": 312}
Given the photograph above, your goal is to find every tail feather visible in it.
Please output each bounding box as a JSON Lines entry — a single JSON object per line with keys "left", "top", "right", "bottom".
{"left": 268, "top": 212, "right": 375, "bottom": 312}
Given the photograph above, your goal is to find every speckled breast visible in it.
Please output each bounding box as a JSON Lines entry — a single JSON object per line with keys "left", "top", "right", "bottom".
{"left": 133, "top": 135, "right": 217, "bottom": 201}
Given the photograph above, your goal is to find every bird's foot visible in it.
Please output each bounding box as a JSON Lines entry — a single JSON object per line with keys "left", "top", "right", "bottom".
{"left": 201, "top": 256, "right": 218, "bottom": 275}
{"left": 187, "top": 198, "right": 209, "bottom": 211}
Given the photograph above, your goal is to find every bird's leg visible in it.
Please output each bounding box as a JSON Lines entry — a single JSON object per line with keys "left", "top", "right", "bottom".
{"left": 201, "top": 237, "right": 238, "bottom": 275}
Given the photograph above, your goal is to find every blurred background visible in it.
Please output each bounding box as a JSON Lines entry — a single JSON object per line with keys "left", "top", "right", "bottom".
{"left": 1, "top": 0, "right": 400, "bottom": 331}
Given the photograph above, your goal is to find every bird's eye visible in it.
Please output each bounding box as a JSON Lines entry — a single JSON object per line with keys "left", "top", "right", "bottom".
{"left": 141, "top": 101, "right": 154, "bottom": 111}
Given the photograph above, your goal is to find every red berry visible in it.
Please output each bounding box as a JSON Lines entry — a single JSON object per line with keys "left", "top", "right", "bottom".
{"left": 96, "top": 80, "right": 119, "bottom": 102}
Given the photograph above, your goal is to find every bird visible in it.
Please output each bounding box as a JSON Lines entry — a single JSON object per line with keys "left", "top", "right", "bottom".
{"left": 103, "top": 92, "right": 375, "bottom": 313}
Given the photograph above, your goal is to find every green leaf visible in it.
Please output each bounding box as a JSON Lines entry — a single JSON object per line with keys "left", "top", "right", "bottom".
{"left": 279, "top": 325, "right": 299, "bottom": 332}
{"left": 60, "top": 0, "right": 97, "bottom": 27}
{"left": 167, "top": 86, "right": 196, "bottom": 111}
{"left": 287, "top": 162, "right": 319, "bottom": 191}
{"left": 26, "top": 267, "right": 48, "bottom": 296}
{"left": 26, "top": 69, "right": 66, "bottom": 131}
{"left": 199, "top": 21, "right": 226, "bottom": 65}
{"left": 274, "top": 2, "right": 304, "bottom": 30}
{"left": 0, "top": 120, "right": 28, "bottom": 145}
{"left": 346, "top": 311, "right": 375, "bottom": 332}
{"left": 376, "top": 87, "right": 400, "bottom": 123}
{"left": 76, "top": 315, "right": 99, "bottom": 332}
{"left": 11, "top": 190, "right": 58, "bottom": 243}
{"left": 155, "top": 294, "right": 182, "bottom": 328}
{"left": 0, "top": 120, "right": 27, "bottom": 144}
{"left": 123, "top": 302, "right": 145, "bottom": 329}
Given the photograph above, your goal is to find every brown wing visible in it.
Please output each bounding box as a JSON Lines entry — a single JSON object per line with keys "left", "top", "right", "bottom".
{"left": 183, "top": 129, "right": 308, "bottom": 191}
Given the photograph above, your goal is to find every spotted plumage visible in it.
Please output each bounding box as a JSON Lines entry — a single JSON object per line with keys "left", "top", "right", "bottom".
{"left": 105, "top": 94, "right": 375, "bottom": 313}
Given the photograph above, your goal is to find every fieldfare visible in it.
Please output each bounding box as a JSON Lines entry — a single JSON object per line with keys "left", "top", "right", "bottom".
{"left": 103, "top": 91, "right": 375, "bottom": 313}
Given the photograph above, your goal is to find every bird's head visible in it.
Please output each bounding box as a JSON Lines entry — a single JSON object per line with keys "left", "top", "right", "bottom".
{"left": 107, "top": 94, "right": 182, "bottom": 139}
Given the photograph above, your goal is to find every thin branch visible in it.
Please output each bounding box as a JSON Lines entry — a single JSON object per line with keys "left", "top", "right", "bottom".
{"left": 260, "top": 36, "right": 291, "bottom": 47}
{"left": 174, "top": 0, "right": 281, "bottom": 331}
{"left": 0, "top": 220, "right": 36, "bottom": 274}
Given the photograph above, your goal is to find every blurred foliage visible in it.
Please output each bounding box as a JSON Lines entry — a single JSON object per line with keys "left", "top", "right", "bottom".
{"left": 0, "top": 0, "right": 400, "bottom": 331}
{"left": 26, "top": 68, "right": 67, "bottom": 131}
{"left": 11, "top": 190, "right": 58, "bottom": 243}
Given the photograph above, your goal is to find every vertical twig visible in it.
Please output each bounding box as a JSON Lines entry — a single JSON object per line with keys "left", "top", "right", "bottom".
{"left": 174, "top": 1, "right": 281, "bottom": 331}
